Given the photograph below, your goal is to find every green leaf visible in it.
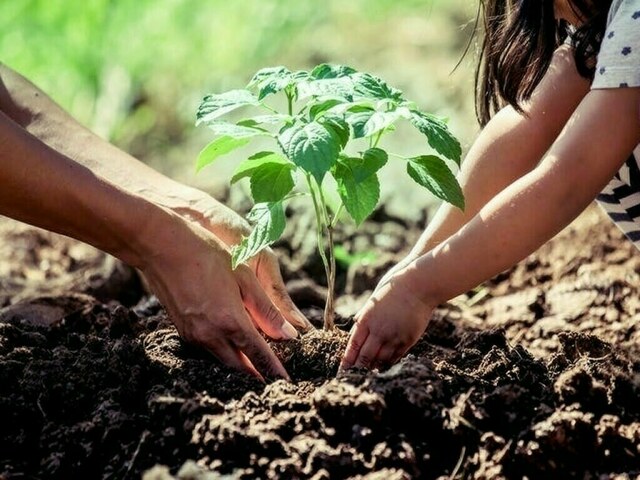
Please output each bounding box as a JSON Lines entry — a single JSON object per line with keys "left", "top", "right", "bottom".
{"left": 238, "top": 114, "right": 291, "bottom": 127}
{"left": 247, "top": 66, "right": 290, "bottom": 100}
{"left": 278, "top": 121, "right": 342, "bottom": 183}
{"left": 333, "top": 149, "right": 387, "bottom": 182}
{"left": 231, "top": 152, "right": 295, "bottom": 203}
{"left": 247, "top": 66, "right": 291, "bottom": 88}
{"left": 409, "top": 111, "right": 462, "bottom": 164}
{"left": 231, "top": 202, "right": 286, "bottom": 268}
{"left": 196, "top": 136, "right": 250, "bottom": 172}
{"left": 333, "top": 168, "right": 380, "bottom": 226}
{"left": 406, "top": 155, "right": 465, "bottom": 209}
{"left": 196, "top": 90, "right": 260, "bottom": 125}
{"left": 338, "top": 100, "right": 377, "bottom": 114}
{"left": 321, "top": 115, "right": 350, "bottom": 149}
{"left": 362, "top": 148, "right": 389, "bottom": 172}
{"left": 347, "top": 108, "right": 401, "bottom": 139}
{"left": 247, "top": 67, "right": 310, "bottom": 100}
{"left": 259, "top": 75, "right": 296, "bottom": 101}
{"left": 331, "top": 151, "right": 387, "bottom": 225}
{"left": 310, "top": 64, "right": 357, "bottom": 79}
{"left": 346, "top": 108, "right": 373, "bottom": 139}
{"left": 203, "top": 121, "right": 269, "bottom": 139}
{"left": 309, "top": 98, "right": 344, "bottom": 119}
{"left": 297, "top": 77, "right": 354, "bottom": 101}
{"left": 352, "top": 73, "right": 404, "bottom": 102}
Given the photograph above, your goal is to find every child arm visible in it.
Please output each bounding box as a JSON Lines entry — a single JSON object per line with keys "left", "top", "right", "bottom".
{"left": 342, "top": 85, "right": 640, "bottom": 370}
{"left": 379, "top": 46, "right": 590, "bottom": 287}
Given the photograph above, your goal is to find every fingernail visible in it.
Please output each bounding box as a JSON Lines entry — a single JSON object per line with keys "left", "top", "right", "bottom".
{"left": 282, "top": 321, "right": 298, "bottom": 340}
{"left": 294, "top": 310, "right": 313, "bottom": 330}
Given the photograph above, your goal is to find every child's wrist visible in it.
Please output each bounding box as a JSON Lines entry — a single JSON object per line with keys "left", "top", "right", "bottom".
{"left": 395, "top": 260, "right": 442, "bottom": 313}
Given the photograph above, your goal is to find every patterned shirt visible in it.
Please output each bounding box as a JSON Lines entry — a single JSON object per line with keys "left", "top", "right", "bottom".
{"left": 592, "top": 0, "right": 640, "bottom": 247}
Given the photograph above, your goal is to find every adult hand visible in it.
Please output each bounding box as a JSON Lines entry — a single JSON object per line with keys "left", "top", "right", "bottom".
{"left": 139, "top": 207, "right": 304, "bottom": 381}
{"left": 158, "top": 186, "right": 313, "bottom": 332}
{"left": 340, "top": 264, "right": 435, "bottom": 370}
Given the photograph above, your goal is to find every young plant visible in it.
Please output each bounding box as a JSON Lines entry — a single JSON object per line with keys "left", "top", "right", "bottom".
{"left": 195, "top": 64, "right": 464, "bottom": 330}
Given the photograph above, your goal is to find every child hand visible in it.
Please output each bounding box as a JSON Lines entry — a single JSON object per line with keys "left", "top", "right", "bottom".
{"left": 340, "top": 266, "right": 435, "bottom": 370}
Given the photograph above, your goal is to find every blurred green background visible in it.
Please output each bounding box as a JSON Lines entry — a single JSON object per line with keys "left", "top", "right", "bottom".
{"left": 2, "top": 0, "right": 478, "bottom": 214}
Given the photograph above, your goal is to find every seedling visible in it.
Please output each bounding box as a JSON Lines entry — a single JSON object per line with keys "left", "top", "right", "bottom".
{"left": 196, "top": 64, "right": 463, "bottom": 330}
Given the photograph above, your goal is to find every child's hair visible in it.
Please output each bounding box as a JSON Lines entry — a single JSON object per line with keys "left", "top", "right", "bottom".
{"left": 475, "top": 0, "right": 612, "bottom": 126}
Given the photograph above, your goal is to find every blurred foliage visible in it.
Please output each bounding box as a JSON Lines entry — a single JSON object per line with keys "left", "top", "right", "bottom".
{"left": 1, "top": 0, "right": 477, "bottom": 188}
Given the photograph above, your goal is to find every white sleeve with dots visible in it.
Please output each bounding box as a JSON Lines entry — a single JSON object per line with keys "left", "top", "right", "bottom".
{"left": 591, "top": 0, "right": 640, "bottom": 90}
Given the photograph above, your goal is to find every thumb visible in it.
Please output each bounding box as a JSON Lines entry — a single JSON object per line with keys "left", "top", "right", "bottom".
{"left": 340, "top": 320, "right": 369, "bottom": 371}
{"left": 235, "top": 266, "right": 299, "bottom": 340}
{"left": 254, "top": 253, "right": 314, "bottom": 332}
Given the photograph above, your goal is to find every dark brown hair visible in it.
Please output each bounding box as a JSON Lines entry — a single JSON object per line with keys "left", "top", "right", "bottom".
{"left": 475, "top": 0, "right": 612, "bottom": 126}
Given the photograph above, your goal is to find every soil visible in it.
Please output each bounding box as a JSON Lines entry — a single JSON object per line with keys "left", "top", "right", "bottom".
{"left": 0, "top": 205, "right": 639, "bottom": 479}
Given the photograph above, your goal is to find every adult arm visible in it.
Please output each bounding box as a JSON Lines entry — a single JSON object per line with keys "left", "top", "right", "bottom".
{"left": 0, "top": 64, "right": 310, "bottom": 380}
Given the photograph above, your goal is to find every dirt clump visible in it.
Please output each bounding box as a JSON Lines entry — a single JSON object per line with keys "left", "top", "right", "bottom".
{"left": 0, "top": 206, "right": 639, "bottom": 479}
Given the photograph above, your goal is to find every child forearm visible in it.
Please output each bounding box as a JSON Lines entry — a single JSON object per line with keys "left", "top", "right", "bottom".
{"left": 409, "top": 107, "right": 557, "bottom": 257}
{"left": 407, "top": 88, "right": 640, "bottom": 307}
{"left": 408, "top": 46, "right": 590, "bottom": 259}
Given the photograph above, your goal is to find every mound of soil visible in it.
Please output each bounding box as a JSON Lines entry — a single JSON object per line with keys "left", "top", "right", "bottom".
{"left": 0, "top": 205, "right": 639, "bottom": 479}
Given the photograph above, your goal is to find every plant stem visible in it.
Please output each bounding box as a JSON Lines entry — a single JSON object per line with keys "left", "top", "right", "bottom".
{"left": 260, "top": 103, "right": 279, "bottom": 114}
{"left": 305, "top": 174, "right": 335, "bottom": 330}
{"left": 372, "top": 130, "right": 384, "bottom": 148}
{"left": 286, "top": 91, "right": 293, "bottom": 116}
{"left": 330, "top": 202, "right": 344, "bottom": 229}
{"left": 317, "top": 185, "right": 336, "bottom": 330}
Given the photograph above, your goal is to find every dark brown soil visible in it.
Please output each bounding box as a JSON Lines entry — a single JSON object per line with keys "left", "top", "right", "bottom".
{"left": 0, "top": 205, "right": 639, "bottom": 479}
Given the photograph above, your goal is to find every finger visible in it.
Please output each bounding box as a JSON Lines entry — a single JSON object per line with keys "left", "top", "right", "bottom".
{"left": 255, "top": 254, "right": 313, "bottom": 332}
{"left": 231, "top": 322, "right": 290, "bottom": 381}
{"left": 205, "top": 340, "right": 264, "bottom": 382}
{"left": 353, "top": 335, "right": 382, "bottom": 370}
{"left": 372, "top": 344, "right": 399, "bottom": 371}
{"left": 394, "top": 344, "right": 411, "bottom": 362}
{"left": 340, "top": 322, "right": 369, "bottom": 370}
{"left": 236, "top": 266, "right": 299, "bottom": 340}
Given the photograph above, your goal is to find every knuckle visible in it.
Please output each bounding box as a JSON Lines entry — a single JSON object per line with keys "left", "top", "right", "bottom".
{"left": 348, "top": 336, "right": 363, "bottom": 350}
{"left": 367, "top": 331, "right": 389, "bottom": 347}
{"left": 261, "top": 303, "right": 284, "bottom": 327}
{"left": 270, "top": 282, "right": 290, "bottom": 301}
{"left": 189, "top": 324, "right": 215, "bottom": 346}
{"left": 230, "top": 326, "right": 257, "bottom": 349}
{"left": 211, "top": 313, "right": 241, "bottom": 338}
{"left": 259, "top": 248, "right": 277, "bottom": 265}
{"left": 221, "top": 323, "right": 242, "bottom": 340}
{"left": 358, "top": 354, "right": 373, "bottom": 367}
